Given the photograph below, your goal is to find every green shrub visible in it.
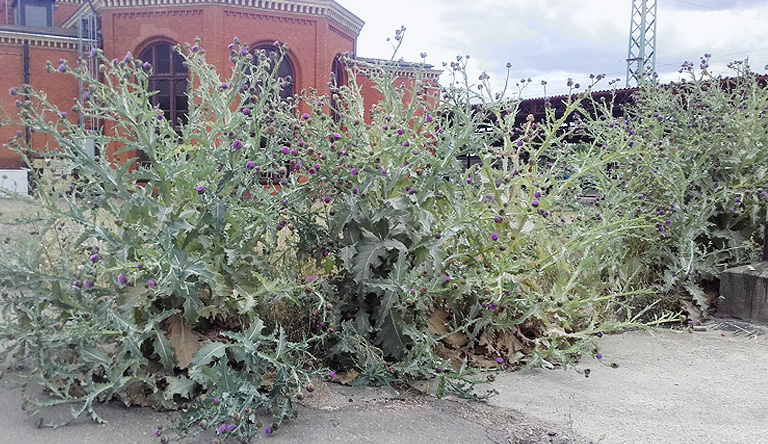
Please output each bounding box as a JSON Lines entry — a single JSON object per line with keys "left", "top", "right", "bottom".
{"left": 4, "top": 42, "right": 763, "bottom": 443}
{"left": 581, "top": 56, "right": 768, "bottom": 318}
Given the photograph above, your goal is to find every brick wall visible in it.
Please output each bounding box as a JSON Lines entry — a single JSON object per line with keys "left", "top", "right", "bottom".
{"left": 0, "top": 2, "right": 444, "bottom": 169}
{"left": 0, "top": 40, "right": 79, "bottom": 168}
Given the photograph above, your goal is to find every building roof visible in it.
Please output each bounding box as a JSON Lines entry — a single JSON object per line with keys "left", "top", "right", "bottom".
{"left": 355, "top": 56, "right": 443, "bottom": 82}
{"left": 58, "top": 0, "right": 365, "bottom": 37}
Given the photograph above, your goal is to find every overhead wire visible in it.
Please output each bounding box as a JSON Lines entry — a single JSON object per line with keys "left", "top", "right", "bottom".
{"left": 664, "top": 0, "right": 768, "bottom": 23}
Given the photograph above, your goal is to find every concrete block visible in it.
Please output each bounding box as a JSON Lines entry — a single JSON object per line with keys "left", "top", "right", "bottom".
{"left": 718, "top": 262, "right": 768, "bottom": 324}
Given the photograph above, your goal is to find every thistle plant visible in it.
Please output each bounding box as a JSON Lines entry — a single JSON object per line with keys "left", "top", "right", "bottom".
{"left": 1, "top": 38, "right": 761, "bottom": 443}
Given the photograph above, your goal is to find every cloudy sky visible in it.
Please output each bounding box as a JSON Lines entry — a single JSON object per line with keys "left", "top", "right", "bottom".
{"left": 340, "top": 0, "right": 768, "bottom": 97}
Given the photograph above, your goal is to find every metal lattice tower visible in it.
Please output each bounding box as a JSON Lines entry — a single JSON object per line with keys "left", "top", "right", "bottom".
{"left": 626, "top": 0, "right": 657, "bottom": 87}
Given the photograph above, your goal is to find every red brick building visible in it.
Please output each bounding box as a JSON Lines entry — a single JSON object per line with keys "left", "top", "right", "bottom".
{"left": 0, "top": 0, "right": 441, "bottom": 171}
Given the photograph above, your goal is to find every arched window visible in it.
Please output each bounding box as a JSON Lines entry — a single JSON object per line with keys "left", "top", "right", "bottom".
{"left": 251, "top": 44, "right": 295, "bottom": 100}
{"left": 330, "top": 55, "right": 345, "bottom": 122}
{"left": 331, "top": 55, "right": 345, "bottom": 87}
{"left": 140, "top": 42, "right": 188, "bottom": 127}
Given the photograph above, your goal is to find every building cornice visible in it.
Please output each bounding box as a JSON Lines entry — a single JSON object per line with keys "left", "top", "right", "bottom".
{"left": 356, "top": 57, "right": 443, "bottom": 82}
{"left": 60, "top": 0, "right": 363, "bottom": 37}
{"left": 0, "top": 29, "right": 81, "bottom": 50}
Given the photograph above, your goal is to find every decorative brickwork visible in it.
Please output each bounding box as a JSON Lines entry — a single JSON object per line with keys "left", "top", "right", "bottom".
{"left": 0, "top": 0, "right": 442, "bottom": 168}
{"left": 0, "top": 32, "right": 80, "bottom": 50}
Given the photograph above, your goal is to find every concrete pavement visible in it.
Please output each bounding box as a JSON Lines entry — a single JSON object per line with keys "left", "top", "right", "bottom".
{"left": 0, "top": 318, "right": 765, "bottom": 444}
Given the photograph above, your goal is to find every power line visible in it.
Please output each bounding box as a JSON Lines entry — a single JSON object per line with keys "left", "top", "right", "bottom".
{"left": 665, "top": 0, "right": 768, "bottom": 23}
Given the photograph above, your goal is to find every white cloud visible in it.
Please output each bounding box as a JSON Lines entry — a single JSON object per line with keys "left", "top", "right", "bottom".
{"left": 340, "top": 0, "right": 768, "bottom": 97}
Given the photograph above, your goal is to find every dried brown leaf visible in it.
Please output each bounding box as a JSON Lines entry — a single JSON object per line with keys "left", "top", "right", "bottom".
{"left": 427, "top": 308, "right": 469, "bottom": 348}
{"left": 334, "top": 369, "right": 359, "bottom": 385}
{"left": 164, "top": 314, "right": 203, "bottom": 370}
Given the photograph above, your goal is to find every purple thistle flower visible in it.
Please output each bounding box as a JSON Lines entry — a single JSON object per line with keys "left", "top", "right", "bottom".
{"left": 242, "top": 108, "right": 250, "bottom": 116}
{"left": 213, "top": 396, "right": 221, "bottom": 404}
{"left": 196, "top": 185, "right": 205, "bottom": 194}
{"left": 397, "top": 129, "right": 405, "bottom": 136}
{"left": 496, "top": 357, "right": 504, "bottom": 364}
{"left": 226, "top": 424, "right": 236, "bottom": 432}
{"left": 239, "top": 48, "right": 248, "bottom": 56}
{"left": 118, "top": 273, "right": 126, "bottom": 286}
{"left": 220, "top": 82, "right": 228, "bottom": 89}
{"left": 308, "top": 167, "right": 316, "bottom": 175}
{"left": 425, "top": 115, "right": 433, "bottom": 123}
{"left": 58, "top": 64, "right": 67, "bottom": 73}
{"left": 444, "top": 275, "right": 451, "bottom": 281}
{"left": 273, "top": 40, "right": 280, "bottom": 46}
{"left": 148, "top": 279, "right": 156, "bottom": 288}
{"left": 142, "top": 62, "right": 151, "bottom": 71}
{"left": 89, "top": 253, "right": 100, "bottom": 262}
{"left": 136, "top": 263, "right": 142, "bottom": 269}
{"left": 281, "top": 146, "right": 291, "bottom": 155}
{"left": 332, "top": 132, "right": 341, "bottom": 140}
{"left": 302, "top": 113, "right": 310, "bottom": 119}
{"left": 83, "top": 279, "right": 92, "bottom": 289}
{"left": 89, "top": 48, "right": 98, "bottom": 59}
{"left": 351, "top": 168, "right": 358, "bottom": 176}
{"left": 596, "top": 353, "right": 603, "bottom": 360}
{"left": 265, "top": 426, "right": 273, "bottom": 435}
{"left": 217, "top": 424, "right": 227, "bottom": 434}
{"left": 73, "top": 280, "right": 81, "bottom": 288}
{"left": 246, "top": 160, "right": 254, "bottom": 169}
{"left": 156, "top": 113, "right": 164, "bottom": 120}
{"left": 329, "top": 370, "right": 336, "bottom": 378}
{"left": 9, "top": 87, "right": 16, "bottom": 96}
{"left": 191, "top": 45, "right": 200, "bottom": 52}
{"left": 82, "top": 92, "right": 90, "bottom": 101}
{"left": 123, "top": 52, "right": 132, "bottom": 63}
{"left": 531, "top": 200, "right": 540, "bottom": 207}
{"left": 232, "top": 140, "right": 243, "bottom": 150}
{"left": 534, "top": 191, "right": 541, "bottom": 198}
{"left": 381, "top": 169, "right": 387, "bottom": 175}
{"left": 491, "top": 233, "right": 499, "bottom": 241}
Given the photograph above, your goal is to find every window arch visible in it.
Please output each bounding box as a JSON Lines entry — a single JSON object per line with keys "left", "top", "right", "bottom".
{"left": 139, "top": 42, "right": 188, "bottom": 127}
{"left": 251, "top": 44, "right": 295, "bottom": 100}
{"left": 330, "top": 55, "right": 345, "bottom": 122}
{"left": 331, "top": 55, "right": 346, "bottom": 87}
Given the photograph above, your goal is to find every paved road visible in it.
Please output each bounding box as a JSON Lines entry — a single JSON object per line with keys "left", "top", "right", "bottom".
{"left": 0, "top": 319, "right": 765, "bottom": 443}
{"left": 485, "top": 320, "right": 768, "bottom": 444}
